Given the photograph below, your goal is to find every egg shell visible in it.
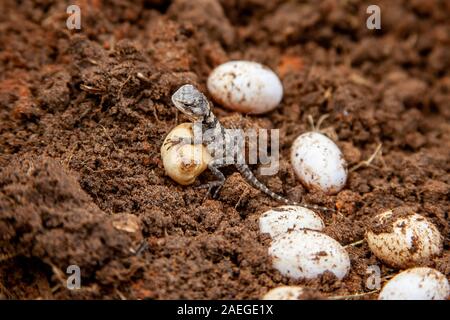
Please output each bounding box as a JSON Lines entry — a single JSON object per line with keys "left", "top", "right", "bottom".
{"left": 207, "top": 60, "right": 283, "bottom": 114}
{"left": 379, "top": 267, "right": 449, "bottom": 300}
{"left": 366, "top": 211, "right": 443, "bottom": 269}
{"left": 262, "top": 286, "right": 305, "bottom": 300}
{"left": 161, "top": 123, "right": 212, "bottom": 185}
{"left": 259, "top": 205, "right": 324, "bottom": 238}
{"left": 269, "top": 229, "right": 350, "bottom": 280}
{"left": 290, "top": 132, "right": 347, "bottom": 195}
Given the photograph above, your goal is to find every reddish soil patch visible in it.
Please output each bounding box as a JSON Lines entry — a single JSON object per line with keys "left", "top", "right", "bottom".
{"left": 0, "top": 0, "right": 448, "bottom": 299}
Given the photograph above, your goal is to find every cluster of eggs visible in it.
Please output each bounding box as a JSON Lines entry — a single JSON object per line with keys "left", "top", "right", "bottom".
{"left": 259, "top": 205, "right": 350, "bottom": 294}
{"left": 161, "top": 60, "right": 448, "bottom": 300}
{"left": 261, "top": 206, "right": 448, "bottom": 300}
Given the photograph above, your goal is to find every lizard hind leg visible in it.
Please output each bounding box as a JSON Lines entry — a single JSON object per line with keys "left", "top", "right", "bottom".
{"left": 196, "top": 157, "right": 230, "bottom": 199}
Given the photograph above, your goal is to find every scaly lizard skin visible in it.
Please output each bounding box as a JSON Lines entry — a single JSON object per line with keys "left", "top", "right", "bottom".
{"left": 171, "top": 84, "right": 334, "bottom": 212}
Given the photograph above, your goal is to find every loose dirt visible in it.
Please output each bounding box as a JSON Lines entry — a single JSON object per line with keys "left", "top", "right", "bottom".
{"left": 0, "top": 0, "right": 448, "bottom": 299}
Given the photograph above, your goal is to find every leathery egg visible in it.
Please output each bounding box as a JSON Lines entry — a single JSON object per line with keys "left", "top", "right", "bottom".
{"left": 268, "top": 230, "right": 350, "bottom": 280}
{"left": 379, "top": 267, "right": 449, "bottom": 300}
{"left": 366, "top": 210, "right": 443, "bottom": 269}
{"left": 207, "top": 60, "right": 283, "bottom": 114}
{"left": 291, "top": 132, "right": 347, "bottom": 194}
{"left": 259, "top": 205, "right": 324, "bottom": 238}
{"left": 262, "top": 286, "right": 306, "bottom": 300}
{"left": 161, "top": 123, "right": 212, "bottom": 185}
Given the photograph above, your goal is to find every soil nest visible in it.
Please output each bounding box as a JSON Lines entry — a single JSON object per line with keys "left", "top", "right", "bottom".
{"left": 0, "top": 0, "right": 449, "bottom": 299}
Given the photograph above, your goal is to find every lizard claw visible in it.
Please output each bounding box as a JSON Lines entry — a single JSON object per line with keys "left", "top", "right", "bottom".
{"left": 211, "top": 185, "right": 223, "bottom": 199}
{"left": 197, "top": 181, "right": 224, "bottom": 200}
{"left": 163, "top": 136, "right": 191, "bottom": 150}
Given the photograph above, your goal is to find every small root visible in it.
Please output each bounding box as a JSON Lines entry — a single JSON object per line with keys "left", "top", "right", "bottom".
{"left": 307, "top": 114, "right": 316, "bottom": 131}
{"left": 153, "top": 104, "right": 162, "bottom": 123}
{"left": 136, "top": 72, "right": 150, "bottom": 82}
{"left": 307, "top": 114, "right": 334, "bottom": 138}
{"left": 80, "top": 83, "right": 105, "bottom": 94}
{"left": 316, "top": 114, "right": 330, "bottom": 131}
{"left": 118, "top": 74, "right": 133, "bottom": 98}
{"left": 49, "top": 262, "right": 67, "bottom": 288}
{"left": 350, "top": 143, "right": 383, "bottom": 172}
{"left": 328, "top": 289, "right": 379, "bottom": 300}
{"left": 115, "top": 289, "right": 127, "bottom": 300}
{"left": 235, "top": 185, "right": 250, "bottom": 209}
{"left": 344, "top": 239, "right": 365, "bottom": 248}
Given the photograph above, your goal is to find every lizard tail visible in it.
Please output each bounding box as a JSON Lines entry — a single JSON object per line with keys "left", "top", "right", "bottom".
{"left": 235, "top": 164, "right": 335, "bottom": 213}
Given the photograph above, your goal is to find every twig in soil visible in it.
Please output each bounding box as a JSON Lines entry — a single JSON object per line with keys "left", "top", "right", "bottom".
{"left": 235, "top": 185, "right": 251, "bottom": 209}
{"left": 49, "top": 262, "right": 67, "bottom": 288}
{"left": 349, "top": 73, "right": 372, "bottom": 87}
{"left": 344, "top": 239, "right": 365, "bottom": 248}
{"left": 308, "top": 114, "right": 329, "bottom": 132}
{"left": 86, "top": 58, "right": 99, "bottom": 65}
{"left": 118, "top": 74, "right": 133, "bottom": 98}
{"left": 99, "top": 125, "right": 124, "bottom": 155}
{"left": 80, "top": 83, "right": 105, "bottom": 94}
{"left": 307, "top": 114, "right": 338, "bottom": 141}
{"left": 153, "top": 106, "right": 162, "bottom": 123}
{"left": 136, "top": 72, "right": 150, "bottom": 83}
{"left": 328, "top": 289, "right": 379, "bottom": 300}
{"left": 115, "top": 289, "right": 127, "bottom": 300}
{"left": 350, "top": 143, "right": 383, "bottom": 172}
{"left": 63, "top": 142, "right": 79, "bottom": 166}
{"left": 381, "top": 273, "right": 396, "bottom": 281}
{"left": 51, "top": 284, "right": 61, "bottom": 294}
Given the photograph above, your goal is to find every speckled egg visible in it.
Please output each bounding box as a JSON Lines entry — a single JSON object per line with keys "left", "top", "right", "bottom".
{"left": 207, "top": 60, "right": 283, "bottom": 114}
{"left": 262, "top": 286, "right": 306, "bottom": 300}
{"left": 290, "top": 132, "right": 347, "bottom": 194}
{"left": 259, "top": 205, "right": 324, "bottom": 238}
{"left": 268, "top": 230, "right": 350, "bottom": 280}
{"left": 366, "top": 210, "right": 443, "bottom": 269}
{"left": 379, "top": 268, "right": 449, "bottom": 300}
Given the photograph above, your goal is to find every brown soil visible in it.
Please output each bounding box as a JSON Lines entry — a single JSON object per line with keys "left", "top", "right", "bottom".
{"left": 0, "top": 0, "right": 449, "bottom": 300}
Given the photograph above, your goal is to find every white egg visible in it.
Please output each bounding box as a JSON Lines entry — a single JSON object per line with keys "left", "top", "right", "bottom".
{"left": 366, "top": 211, "right": 443, "bottom": 269}
{"left": 259, "top": 205, "right": 324, "bottom": 238}
{"left": 379, "top": 267, "right": 449, "bottom": 300}
{"left": 269, "top": 230, "right": 350, "bottom": 280}
{"left": 291, "top": 132, "right": 347, "bottom": 195}
{"left": 161, "top": 123, "right": 212, "bottom": 185}
{"left": 207, "top": 60, "right": 283, "bottom": 114}
{"left": 262, "top": 286, "right": 305, "bottom": 300}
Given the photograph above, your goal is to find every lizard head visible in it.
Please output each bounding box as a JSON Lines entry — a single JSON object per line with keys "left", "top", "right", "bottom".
{"left": 171, "top": 84, "right": 210, "bottom": 121}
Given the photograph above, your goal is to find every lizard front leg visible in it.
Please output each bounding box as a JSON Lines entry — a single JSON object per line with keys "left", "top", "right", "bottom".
{"left": 163, "top": 121, "right": 205, "bottom": 150}
{"left": 162, "top": 136, "right": 193, "bottom": 150}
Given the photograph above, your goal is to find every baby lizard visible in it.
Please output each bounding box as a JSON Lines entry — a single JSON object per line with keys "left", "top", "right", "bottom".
{"left": 170, "top": 84, "right": 334, "bottom": 212}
